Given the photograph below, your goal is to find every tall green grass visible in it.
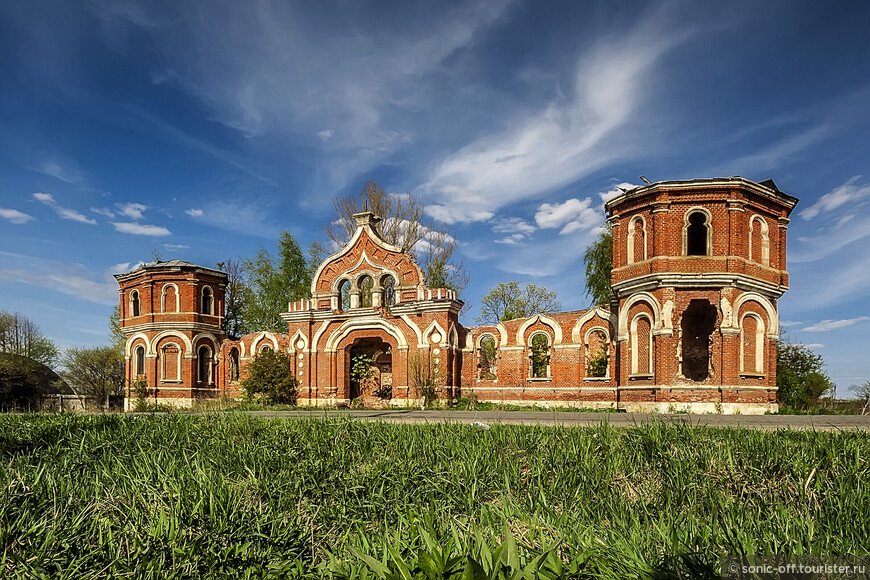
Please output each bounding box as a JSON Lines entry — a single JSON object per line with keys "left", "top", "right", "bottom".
{"left": 0, "top": 414, "right": 867, "bottom": 578}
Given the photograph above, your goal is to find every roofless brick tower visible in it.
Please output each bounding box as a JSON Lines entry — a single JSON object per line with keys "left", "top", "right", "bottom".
{"left": 605, "top": 177, "right": 798, "bottom": 413}
{"left": 115, "top": 261, "right": 227, "bottom": 409}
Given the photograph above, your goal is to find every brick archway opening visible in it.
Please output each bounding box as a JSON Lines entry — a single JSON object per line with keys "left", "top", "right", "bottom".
{"left": 347, "top": 337, "right": 392, "bottom": 404}
{"left": 681, "top": 299, "right": 718, "bottom": 381}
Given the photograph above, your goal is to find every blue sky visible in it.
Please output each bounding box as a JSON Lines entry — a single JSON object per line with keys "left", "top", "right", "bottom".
{"left": 1, "top": 0, "right": 869, "bottom": 394}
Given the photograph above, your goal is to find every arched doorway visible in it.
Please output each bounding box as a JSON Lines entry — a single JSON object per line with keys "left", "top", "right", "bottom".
{"left": 347, "top": 337, "right": 392, "bottom": 403}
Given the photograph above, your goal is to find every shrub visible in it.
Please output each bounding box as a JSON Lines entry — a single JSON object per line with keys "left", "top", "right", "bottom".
{"left": 240, "top": 349, "right": 297, "bottom": 404}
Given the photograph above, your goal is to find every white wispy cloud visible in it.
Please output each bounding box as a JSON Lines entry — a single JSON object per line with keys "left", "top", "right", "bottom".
{"left": 32, "top": 192, "right": 97, "bottom": 224}
{"left": 494, "top": 233, "right": 527, "bottom": 245}
{"left": 90, "top": 207, "right": 115, "bottom": 218}
{"left": 0, "top": 251, "right": 118, "bottom": 304}
{"left": 163, "top": 243, "right": 191, "bottom": 250}
{"left": 117, "top": 202, "right": 147, "bottom": 220}
{"left": 422, "top": 8, "right": 691, "bottom": 223}
{"left": 801, "top": 317, "right": 870, "bottom": 332}
{"left": 0, "top": 208, "right": 34, "bottom": 224}
{"left": 94, "top": 0, "right": 516, "bottom": 190}
{"left": 800, "top": 176, "right": 870, "bottom": 220}
{"left": 491, "top": 217, "right": 536, "bottom": 236}
{"left": 111, "top": 222, "right": 171, "bottom": 236}
{"left": 791, "top": 176, "right": 870, "bottom": 263}
{"left": 185, "top": 208, "right": 203, "bottom": 217}
{"left": 804, "top": 344, "right": 825, "bottom": 349}
{"left": 535, "top": 198, "right": 600, "bottom": 235}
{"left": 37, "top": 160, "right": 83, "bottom": 184}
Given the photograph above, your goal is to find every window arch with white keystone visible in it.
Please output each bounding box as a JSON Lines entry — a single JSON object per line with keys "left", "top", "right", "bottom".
{"left": 161, "top": 284, "right": 179, "bottom": 313}
{"left": 683, "top": 208, "right": 712, "bottom": 256}
{"left": 130, "top": 290, "right": 141, "bottom": 317}
{"left": 584, "top": 327, "right": 610, "bottom": 378}
{"left": 197, "top": 345, "right": 213, "bottom": 385}
{"left": 477, "top": 334, "right": 498, "bottom": 380}
{"left": 740, "top": 313, "right": 765, "bottom": 375}
{"left": 529, "top": 332, "right": 551, "bottom": 379}
{"left": 630, "top": 313, "right": 653, "bottom": 376}
{"left": 749, "top": 215, "right": 770, "bottom": 266}
{"left": 627, "top": 216, "right": 647, "bottom": 264}
{"left": 201, "top": 286, "right": 214, "bottom": 315}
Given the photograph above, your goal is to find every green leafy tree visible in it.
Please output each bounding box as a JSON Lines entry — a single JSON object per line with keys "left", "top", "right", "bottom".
{"left": 60, "top": 346, "right": 125, "bottom": 409}
{"left": 0, "top": 310, "right": 58, "bottom": 366}
{"left": 316, "top": 180, "right": 469, "bottom": 296}
{"left": 109, "top": 305, "right": 126, "bottom": 356}
{"left": 776, "top": 340, "right": 835, "bottom": 411}
{"left": 240, "top": 349, "right": 297, "bottom": 404}
{"left": 583, "top": 222, "right": 613, "bottom": 306}
{"left": 241, "top": 231, "right": 312, "bottom": 333}
{"left": 476, "top": 282, "right": 561, "bottom": 325}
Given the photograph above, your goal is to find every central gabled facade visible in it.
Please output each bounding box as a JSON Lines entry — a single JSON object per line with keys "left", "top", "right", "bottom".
{"left": 283, "top": 211, "right": 464, "bottom": 406}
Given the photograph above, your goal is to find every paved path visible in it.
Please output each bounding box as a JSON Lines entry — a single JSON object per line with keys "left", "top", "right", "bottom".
{"left": 242, "top": 409, "right": 870, "bottom": 430}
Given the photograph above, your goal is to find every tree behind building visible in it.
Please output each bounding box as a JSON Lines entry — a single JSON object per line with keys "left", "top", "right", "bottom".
{"left": 476, "top": 282, "right": 561, "bottom": 325}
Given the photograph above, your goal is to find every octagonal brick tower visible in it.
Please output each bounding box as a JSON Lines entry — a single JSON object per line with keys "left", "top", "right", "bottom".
{"left": 605, "top": 177, "right": 798, "bottom": 414}
{"left": 114, "top": 260, "right": 227, "bottom": 409}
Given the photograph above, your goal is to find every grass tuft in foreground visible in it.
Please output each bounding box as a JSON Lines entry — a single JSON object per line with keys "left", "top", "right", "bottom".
{"left": 0, "top": 414, "right": 867, "bottom": 578}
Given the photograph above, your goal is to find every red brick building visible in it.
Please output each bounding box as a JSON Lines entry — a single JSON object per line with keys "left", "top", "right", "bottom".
{"left": 116, "top": 177, "right": 797, "bottom": 413}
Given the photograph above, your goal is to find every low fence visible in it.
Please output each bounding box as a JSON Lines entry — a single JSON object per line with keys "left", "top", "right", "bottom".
{"left": 39, "top": 394, "right": 124, "bottom": 413}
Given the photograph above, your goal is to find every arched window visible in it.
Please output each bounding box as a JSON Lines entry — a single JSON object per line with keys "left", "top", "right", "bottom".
{"left": 749, "top": 216, "right": 770, "bottom": 266}
{"left": 630, "top": 314, "right": 652, "bottom": 376}
{"left": 585, "top": 329, "right": 609, "bottom": 378}
{"left": 529, "top": 333, "right": 551, "bottom": 379}
{"left": 198, "top": 346, "right": 212, "bottom": 385}
{"left": 259, "top": 345, "right": 273, "bottom": 354}
{"left": 478, "top": 335, "right": 498, "bottom": 380}
{"left": 338, "top": 280, "right": 351, "bottom": 312}
{"left": 686, "top": 210, "right": 710, "bottom": 256}
{"left": 161, "top": 343, "right": 181, "bottom": 382}
{"left": 381, "top": 275, "right": 396, "bottom": 307}
{"left": 228, "top": 348, "right": 240, "bottom": 382}
{"left": 740, "top": 314, "right": 765, "bottom": 374}
{"left": 201, "top": 287, "right": 214, "bottom": 315}
{"left": 162, "top": 284, "right": 178, "bottom": 313}
{"left": 359, "top": 275, "right": 374, "bottom": 308}
{"left": 131, "top": 290, "right": 141, "bottom": 317}
{"left": 627, "top": 216, "right": 646, "bottom": 264}
{"left": 134, "top": 345, "right": 146, "bottom": 377}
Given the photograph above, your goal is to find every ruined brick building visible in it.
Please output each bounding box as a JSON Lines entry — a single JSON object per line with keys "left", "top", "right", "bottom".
{"left": 116, "top": 177, "right": 797, "bottom": 414}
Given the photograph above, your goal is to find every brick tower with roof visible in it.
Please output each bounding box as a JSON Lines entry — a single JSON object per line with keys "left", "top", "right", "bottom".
{"left": 114, "top": 260, "right": 227, "bottom": 409}
{"left": 605, "top": 177, "right": 798, "bottom": 412}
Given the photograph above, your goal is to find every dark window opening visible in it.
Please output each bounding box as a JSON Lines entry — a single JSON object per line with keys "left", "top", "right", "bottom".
{"left": 135, "top": 345, "right": 145, "bottom": 376}
{"left": 198, "top": 346, "right": 211, "bottom": 384}
{"left": 338, "top": 280, "right": 351, "bottom": 311}
{"left": 681, "top": 299, "right": 717, "bottom": 381}
{"left": 131, "top": 291, "right": 140, "bottom": 317}
{"left": 687, "top": 212, "right": 708, "bottom": 256}
{"left": 381, "top": 275, "right": 396, "bottom": 307}
{"left": 229, "top": 348, "right": 240, "bottom": 382}
{"left": 201, "top": 287, "right": 214, "bottom": 315}
{"left": 478, "top": 335, "right": 497, "bottom": 380}
{"left": 359, "top": 275, "right": 374, "bottom": 307}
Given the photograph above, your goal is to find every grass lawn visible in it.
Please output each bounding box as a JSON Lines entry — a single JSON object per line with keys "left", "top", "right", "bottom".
{"left": 1, "top": 413, "right": 867, "bottom": 578}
